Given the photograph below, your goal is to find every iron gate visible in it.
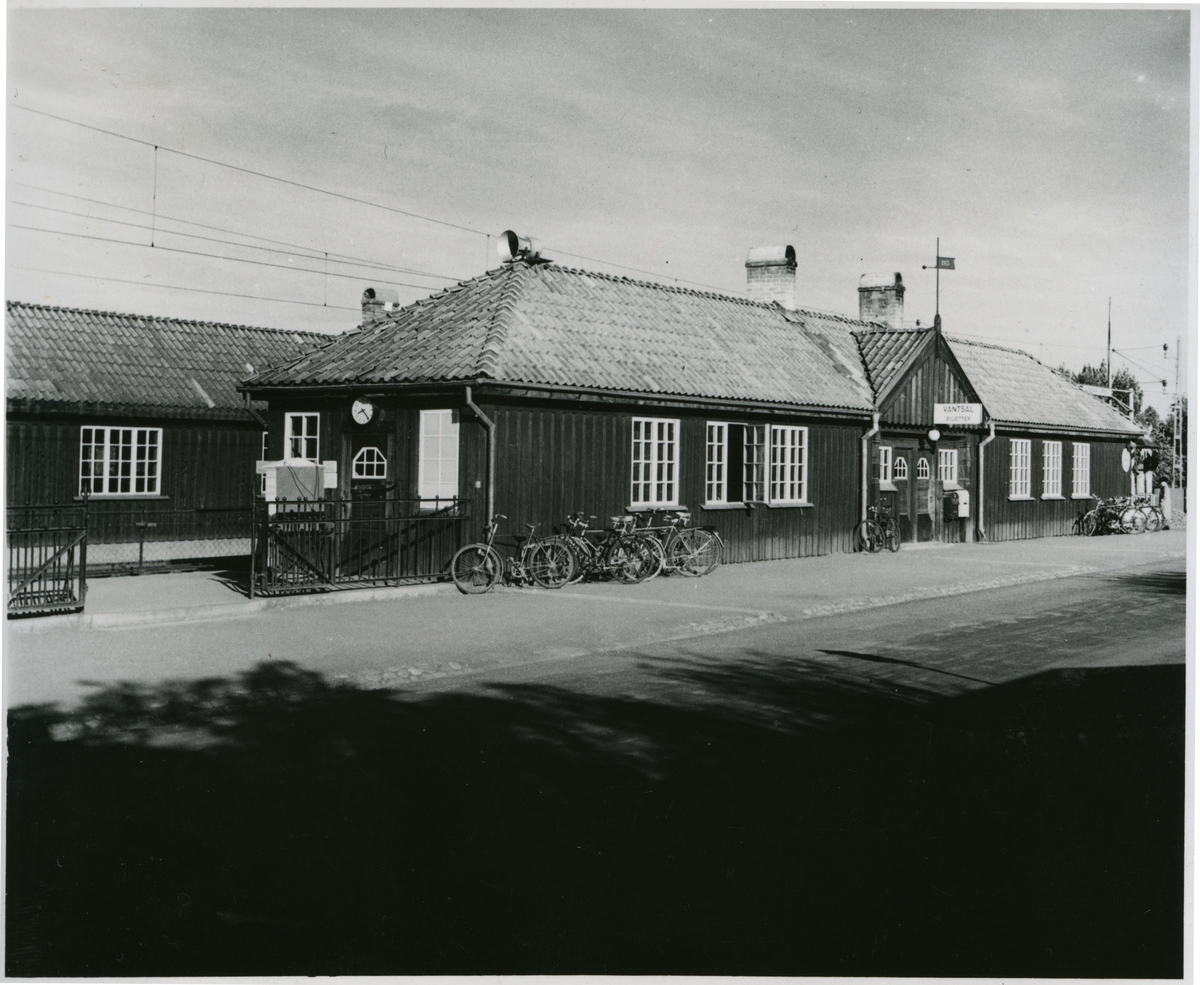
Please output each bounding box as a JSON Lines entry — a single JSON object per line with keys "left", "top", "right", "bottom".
{"left": 7, "top": 505, "right": 88, "bottom": 617}
{"left": 251, "top": 498, "right": 470, "bottom": 596}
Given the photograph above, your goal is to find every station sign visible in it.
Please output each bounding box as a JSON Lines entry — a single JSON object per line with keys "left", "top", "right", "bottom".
{"left": 933, "top": 403, "right": 983, "bottom": 426}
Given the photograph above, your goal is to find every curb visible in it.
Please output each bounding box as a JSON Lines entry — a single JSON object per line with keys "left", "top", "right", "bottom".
{"left": 7, "top": 581, "right": 454, "bottom": 633}
{"left": 7, "top": 550, "right": 1184, "bottom": 636}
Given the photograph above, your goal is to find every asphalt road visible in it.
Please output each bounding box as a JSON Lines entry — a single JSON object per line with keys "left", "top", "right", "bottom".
{"left": 5, "top": 558, "right": 1186, "bottom": 977}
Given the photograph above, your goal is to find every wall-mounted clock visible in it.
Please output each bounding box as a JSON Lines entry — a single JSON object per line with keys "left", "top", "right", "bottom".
{"left": 351, "top": 398, "right": 375, "bottom": 425}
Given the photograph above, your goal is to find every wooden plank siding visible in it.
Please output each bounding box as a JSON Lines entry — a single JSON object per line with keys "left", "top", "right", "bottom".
{"left": 881, "top": 345, "right": 975, "bottom": 428}
{"left": 474, "top": 399, "right": 863, "bottom": 562}
{"left": 982, "top": 433, "right": 1129, "bottom": 542}
{"left": 7, "top": 416, "right": 263, "bottom": 510}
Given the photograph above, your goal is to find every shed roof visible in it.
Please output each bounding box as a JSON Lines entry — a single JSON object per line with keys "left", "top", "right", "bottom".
{"left": 247, "top": 261, "right": 877, "bottom": 414}
{"left": 6, "top": 301, "right": 329, "bottom": 418}
{"left": 944, "top": 336, "right": 1143, "bottom": 436}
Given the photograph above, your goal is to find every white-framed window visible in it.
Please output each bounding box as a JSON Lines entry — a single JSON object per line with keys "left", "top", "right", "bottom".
{"left": 743, "top": 424, "right": 766, "bottom": 502}
{"left": 1010, "top": 438, "right": 1032, "bottom": 498}
{"left": 769, "top": 425, "right": 808, "bottom": 503}
{"left": 1043, "top": 440, "right": 1062, "bottom": 498}
{"left": 285, "top": 413, "right": 320, "bottom": 462}
{"left": 878, "top": 446, "right": 894, "bottom": 485}
{"left": 419, "top": 409, "right": 459, "bottom": 504}
{"left": 353, "top": 446, "right": 388, "bottom": 480}
{"left": 80, "top": 426, "right": 162, "bottom": 496}
{"left": 938, "top": 448, "right": 959, "bottom": 487}
{"left": 1072, "top": 442, "right": 1091, "bottom": 498}
{"left": 916, "top": 457, "right": 931, "bottom": 480}
{"left": 705, "top": 423, "right": 727, "bottom": 504}
{"left": 631, "top": 418, "right": 679, "bottom": 506}
{"left": 893, "top": 456, "right": 909, "bottom": 481}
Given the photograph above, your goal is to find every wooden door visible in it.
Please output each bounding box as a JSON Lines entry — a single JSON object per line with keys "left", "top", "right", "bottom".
{"left": 892, "top": 445, "right": 914, "bottom": 543}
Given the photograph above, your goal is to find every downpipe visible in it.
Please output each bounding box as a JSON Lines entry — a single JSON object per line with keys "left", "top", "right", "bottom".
{"left": 861, "top": 412, "right": 881, "bottom": 521}
{"left": 464, "top": 386, "right": 495, "bottom": 522}
{"left": 976, "top": 420, "right": 996, "bottom": 542}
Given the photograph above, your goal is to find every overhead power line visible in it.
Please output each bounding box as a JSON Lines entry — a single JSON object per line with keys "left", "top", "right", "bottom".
{"left": 10, "top": 106, "right": 742, "bottom": 297}
{"left": 12, "top": 264, "right": 360, "bottom": 313}
{"left": 11, "top": 223, "right": 445, "bottom": 293}
{"left": 12, "top": 103, "right": 490, "bottom": 237}
{"left": 9, "top": 180, "right": 466, "bottom": 283}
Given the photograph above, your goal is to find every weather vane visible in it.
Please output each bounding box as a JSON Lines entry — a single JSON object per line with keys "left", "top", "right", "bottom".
{"left": 921, "top": 238, "right": 955, "bottom": 323}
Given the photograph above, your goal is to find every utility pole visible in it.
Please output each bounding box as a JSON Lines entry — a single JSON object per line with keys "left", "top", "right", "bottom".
{"left": 1106, "top": 298, "right": 1112, "bottom": 389}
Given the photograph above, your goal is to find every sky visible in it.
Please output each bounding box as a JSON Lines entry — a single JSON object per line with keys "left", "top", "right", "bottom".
{"left": 6, "top": 7, "right": 1194, "bottom": 413}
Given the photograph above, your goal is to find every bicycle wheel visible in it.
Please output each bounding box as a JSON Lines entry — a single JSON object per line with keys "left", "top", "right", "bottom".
{"left": 527, "top": 538, "right": 576, "bottom": 588}
{"left": 637, "top": 533, "right": 667, "bottom": 580}
{"left": 605, "top": 535, "right": 655, "bottom": 584}
{"left": 1142, "top": 506, "right": 1163, "bottom": 533}
{"left": 450, "top": 543, "right": 503, "bottom": 594}
{"left": 1080, "top": 511, "right": 1100, "bottom": 536}
{"left": 672, "top": 527, "right": 722, "bottom": 576}
{"left": 854, "top": 519, "right": 884, "bottom": 553}
{"left": 883, "top": 518, "right": 901, "bottom": 553}
{"left": 566, "top": 536, "right": 593, "bottom": 584}
{"left": 1120, "top": 507, "right": 1147, "bottom": 534}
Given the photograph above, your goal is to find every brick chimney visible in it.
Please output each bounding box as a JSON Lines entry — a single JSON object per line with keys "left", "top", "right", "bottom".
{"left": 745, "top": 246, "right": 797, "bottom": 310}
{"left": 361, "top": 287, "right": 400, "bottom": 328}
{"left": 858, "top": 273, "right": 905, "bottom": 329}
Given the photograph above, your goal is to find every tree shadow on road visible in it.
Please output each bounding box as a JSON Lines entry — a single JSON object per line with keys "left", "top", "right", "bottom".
{"left": 6, "top": 652, "right": 1184, "bottom": 978}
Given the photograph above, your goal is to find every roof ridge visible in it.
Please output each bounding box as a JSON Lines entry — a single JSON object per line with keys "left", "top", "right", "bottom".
{"left": 5, "top": 299, "right": 330, "bottom": 339}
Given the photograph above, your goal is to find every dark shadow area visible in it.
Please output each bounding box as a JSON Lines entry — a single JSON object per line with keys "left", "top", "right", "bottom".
{"left": 1106, "top": 568, "right": 1187, "bottom": 598}
{"left": 816, "top": 648, "right": 993, "bottom": 685}
{"left": 6, "top": 655, "right": 1183, "bottom": 977}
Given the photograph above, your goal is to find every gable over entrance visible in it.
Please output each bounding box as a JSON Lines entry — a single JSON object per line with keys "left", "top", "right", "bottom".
{"left": 854, "top": 326, "right": 980, "bottom": 429}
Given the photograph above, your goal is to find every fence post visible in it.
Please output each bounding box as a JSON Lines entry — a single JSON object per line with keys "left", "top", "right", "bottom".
{"left": 248, "top": 501, "right": 257, "bottom": 600}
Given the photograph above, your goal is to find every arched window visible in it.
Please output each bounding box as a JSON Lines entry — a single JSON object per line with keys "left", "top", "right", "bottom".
{"left": 352, "top": 446, "right": 387, "bottom": 479}
{"left": 893, "top": 456, "right": 908, "bottom": 481}
{"left": 916, "top": 457, "right": 930, "bottom": 480}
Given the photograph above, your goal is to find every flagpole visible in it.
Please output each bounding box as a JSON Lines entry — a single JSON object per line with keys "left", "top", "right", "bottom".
{"left": 936, "top": 237, "right": 940, "bottom": 318}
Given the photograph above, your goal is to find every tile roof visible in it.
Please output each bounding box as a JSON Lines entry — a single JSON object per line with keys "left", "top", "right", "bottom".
{"left": 852, "top": 327, "right": 934, "bottom": 397}
{"left": 247, "top": 262, "right": 877, "bottom": 414}
{"left": 7, "top": 301, "right": 330, "bottom": 417}
{"left": 945, "top": 336, "right": 1143, "bottom": 436}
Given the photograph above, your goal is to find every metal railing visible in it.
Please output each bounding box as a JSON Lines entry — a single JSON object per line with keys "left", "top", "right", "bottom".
{"left": 7, "top": 505, "right": 88, "bottom": 617}
{"left": 251, "top": 497, "right": 470, "bottom": 597}
{"left": 82, "top": 502, "right": 253, "bottom": 575}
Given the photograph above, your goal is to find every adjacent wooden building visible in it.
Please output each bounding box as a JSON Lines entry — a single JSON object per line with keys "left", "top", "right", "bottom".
{"left": 243, "top": 247, "right": 1145, "bottom": 562}
{"left": 6, "top": 301, "right": 327, "bottom": 514}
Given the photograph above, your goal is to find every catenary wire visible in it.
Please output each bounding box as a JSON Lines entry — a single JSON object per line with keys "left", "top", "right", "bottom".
{"left": 9, "top": 181, "right": 468, "bottom": 281}
{"left": 11, "top": 264, "right": 360, "bottom": 314}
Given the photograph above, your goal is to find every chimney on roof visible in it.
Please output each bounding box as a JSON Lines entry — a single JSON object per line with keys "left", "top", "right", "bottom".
{"left": 745, "top": 246, "right": 797, "bottom": 310}
{"left": 858, "top": 272, "right": 905, "bottom": 329}
{"left": 362, "top": 287, "right": 400, "bottom": 329}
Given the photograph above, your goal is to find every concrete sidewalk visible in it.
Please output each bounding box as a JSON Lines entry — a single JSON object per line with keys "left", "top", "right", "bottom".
{"left": 8, "top": 527, "right": 1188, "bottom": 634}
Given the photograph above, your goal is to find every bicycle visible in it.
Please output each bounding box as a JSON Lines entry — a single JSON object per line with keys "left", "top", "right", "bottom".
{"left": 450, "top": 514, "right": 576, "bottom": 594}
{"left": 634, "top": 509, "right": 722, "bottom": 576}
{"left": 855, "top": 504, "right": 900, "bottom": 553}
{"left": 557, "top": 513, "right": 658, "bottom": 584}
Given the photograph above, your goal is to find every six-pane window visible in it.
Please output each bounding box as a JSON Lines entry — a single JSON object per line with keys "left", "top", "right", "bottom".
{"left": 769, "top": 426, "right": 808, "bottom": 503}
{"left": 916, "top": 457, "right": 930, "bottom": 480}
{"left": 1043, "top": 441, "right": 1062, "bottom": 497}
{"left": 79, "top": 427, "right": 162, "bottom": 496}
{"left": 631, "top": 418, "right": 679, "bottom": 506}
{"left": 419, "top": 409, "right": 459, "bottom": 504}
{"left": 1072, "top": 443, "right": 1091, "bottom": 497}
{"left": 1009, "top": 439, "right": 1032, "bottom": 497}
{"left": 353, "top": 446, "right": 388, "bottom": 479}
{"left": 285, "top": 413, "right": 320, "bottom": 461}
{"left": 893, "top": 456, "right": 908, "bottom": 480}
{"left": 937, "top": 448, "right": 958, "bottom": 486}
